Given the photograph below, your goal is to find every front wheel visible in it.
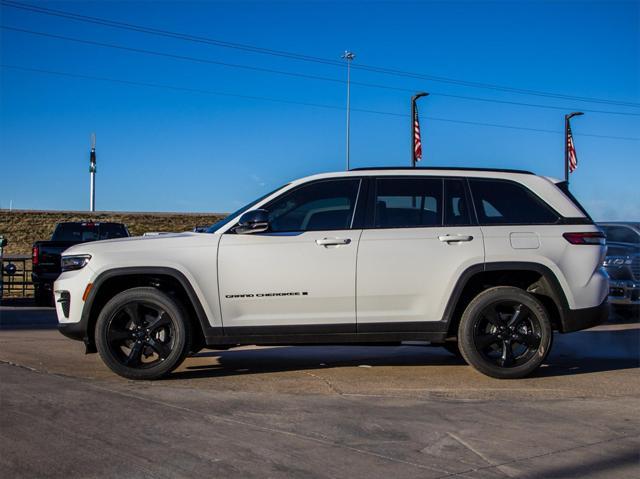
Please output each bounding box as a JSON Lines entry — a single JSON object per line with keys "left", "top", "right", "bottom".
{"left": 95, "top": 287, "right": 192, "bottom": 380}
{"left": 458, "top": 286, "right": 552, "bottom": 379}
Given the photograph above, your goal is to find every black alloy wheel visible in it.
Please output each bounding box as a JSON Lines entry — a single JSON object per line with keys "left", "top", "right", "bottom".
{"left": 458, "top": 286, "right": 552, "bottom": 379}
{"left": 106, "top": 301, "right": 175, "bottom": 369}
{"left": 472, "top": 301, "right": 541, "bottom": 368}
{"left": 95, "top": 287, "right": 191, "bottom": 380}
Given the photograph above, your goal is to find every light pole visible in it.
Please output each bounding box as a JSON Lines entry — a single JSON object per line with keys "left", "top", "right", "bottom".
{"left": 411, "top": 92, "right": 428, "bottom": 167}
{"left": 342, "top": 50, "right": 355, "bottom": 170}
{"left": 89, "top": 133, "right": 96, "bottom": 212}
{"left": 564, "top": 112, "right": 583, "bottom": 183}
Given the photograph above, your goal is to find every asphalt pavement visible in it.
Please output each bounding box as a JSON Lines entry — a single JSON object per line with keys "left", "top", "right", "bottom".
{"left": 0, "top": 305, "right": 638, "bottom": 478}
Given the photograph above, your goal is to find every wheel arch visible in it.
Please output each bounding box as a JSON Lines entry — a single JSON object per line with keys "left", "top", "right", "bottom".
{"left": 443, "top": 262, "right": 571, "bottom": 337}
{"left": 81, "top": 267, "right": 215, "bottom": 353}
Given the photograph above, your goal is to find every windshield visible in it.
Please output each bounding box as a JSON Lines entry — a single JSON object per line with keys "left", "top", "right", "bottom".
{"left": 206, "top": 184, "right": 288, "bottom": 233}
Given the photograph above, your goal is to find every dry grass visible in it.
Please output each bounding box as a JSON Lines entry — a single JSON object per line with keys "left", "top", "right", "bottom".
{"left": 0, "top": 209, "right": 226, "bottom": 256}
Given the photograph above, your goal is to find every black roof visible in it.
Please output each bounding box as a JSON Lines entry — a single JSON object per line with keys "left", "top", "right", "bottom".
{"left": 349, "top": 166, "right": 535, "bottom": 175}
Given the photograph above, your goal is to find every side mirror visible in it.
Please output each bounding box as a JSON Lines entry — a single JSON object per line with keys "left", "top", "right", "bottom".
{"left": 0, "top": 238, "right": 7, "bottom": 248}
{"left": 235, "top": 209, "right": 270, "bottom": 234}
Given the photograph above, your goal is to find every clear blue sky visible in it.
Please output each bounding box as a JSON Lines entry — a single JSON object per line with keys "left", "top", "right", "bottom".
{"left": 1, "top": 0, "right": 638, "bottom": 220}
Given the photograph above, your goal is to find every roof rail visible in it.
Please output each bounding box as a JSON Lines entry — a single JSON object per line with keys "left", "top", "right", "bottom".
{"left": 349, "top": 166, "right": 535, "bottom": 175}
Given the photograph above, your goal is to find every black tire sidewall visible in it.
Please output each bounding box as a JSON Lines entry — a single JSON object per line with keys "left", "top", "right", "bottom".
{"left": 95, "top": 287, "right": 191, "bottom": 380}
{"left": 458, "top": 286, "right": 552, "bottom": 379}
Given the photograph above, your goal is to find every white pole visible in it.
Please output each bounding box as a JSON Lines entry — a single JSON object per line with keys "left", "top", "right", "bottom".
{"left": 90, "top": 171, "right": 95, "bottom": 212}
{"left": 342, "top": 51, "right": 355, "bottom": 171}
{"left": 89, "top": 133, "right": 96, "bottom": 212}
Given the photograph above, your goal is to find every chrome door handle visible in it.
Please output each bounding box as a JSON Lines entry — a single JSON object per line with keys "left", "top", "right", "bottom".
{"left": 439, "top": 234, "right": 473, "bottom": 243}
{"left": 316, "top": 238, "right": 351, "bottom": 246}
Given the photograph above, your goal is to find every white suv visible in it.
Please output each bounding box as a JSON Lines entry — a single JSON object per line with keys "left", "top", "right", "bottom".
{"left": 54, "top": 168, "right": 608, "bottom": 380}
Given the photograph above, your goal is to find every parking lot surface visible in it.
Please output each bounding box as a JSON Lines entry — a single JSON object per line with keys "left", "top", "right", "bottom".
{"left": 1, "top": 305, "right": 639, "bottom": 478}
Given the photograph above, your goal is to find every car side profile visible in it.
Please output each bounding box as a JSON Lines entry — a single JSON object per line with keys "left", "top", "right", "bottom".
{"left": 54, "top": 168, "right": 608, "bottom": 380}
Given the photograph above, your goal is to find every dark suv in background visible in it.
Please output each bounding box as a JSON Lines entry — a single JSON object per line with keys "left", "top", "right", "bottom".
{"left": 599, "top": 222, "right": 640, "bottom": 316}
{"left": 32, "top": 222, "right": 130, "bottom": 305}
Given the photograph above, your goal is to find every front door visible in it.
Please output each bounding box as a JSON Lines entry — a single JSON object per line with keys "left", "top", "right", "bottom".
{"left": 356, "top": 177, "right": 485, "bottom": 330}
{"left": 218, "top": 178, "right": 363, "bottom": 333}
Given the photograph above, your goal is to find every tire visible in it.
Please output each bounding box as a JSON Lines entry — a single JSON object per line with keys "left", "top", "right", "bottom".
{"left": 458, "top": 286, "right": 552, "bottom": 379}
{"left": 95, "top": 287, "right": 192, "bottom": 380}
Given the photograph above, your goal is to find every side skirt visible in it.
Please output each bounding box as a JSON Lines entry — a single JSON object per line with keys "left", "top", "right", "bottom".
{"left": 204, "top": 322, "right": 448, "bottom": 346}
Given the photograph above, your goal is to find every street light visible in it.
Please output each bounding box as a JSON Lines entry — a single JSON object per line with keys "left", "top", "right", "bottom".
{"left": 564, "top": 111, "right": 583, "bottom": 183}
{"left": 342, "top": 50, "right": 356, "bottom": 170}
{"left": 411, "top": 92, "right": 429, "bottom": 167}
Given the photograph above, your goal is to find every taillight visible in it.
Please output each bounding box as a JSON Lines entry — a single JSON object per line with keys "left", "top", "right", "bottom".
{"left": 32, "top": 246, "right": 39, "bottom": 265}
{"left": 563, "top": 232, "right": 606, "bottom": 245}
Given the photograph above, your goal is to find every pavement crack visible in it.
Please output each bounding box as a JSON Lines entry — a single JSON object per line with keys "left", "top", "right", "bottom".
{"left": 301, "top": 370, "right": 344, "bottom": 395}
{"left": 446, "top": 432, "right": 515, "bottom": 477}
{"left": 436, "top": 432, "right": 640, "bottom": 478}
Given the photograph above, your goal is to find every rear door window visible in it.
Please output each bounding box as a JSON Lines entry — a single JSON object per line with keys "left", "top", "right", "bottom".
{"left": 374, "top": 178, "right": 443, "bottom": 228}
{"left": 469, "top": 179, "right": 559, "bottom": 225}
{"left": 444, "top": 179, "right": 472, "bottom": 226}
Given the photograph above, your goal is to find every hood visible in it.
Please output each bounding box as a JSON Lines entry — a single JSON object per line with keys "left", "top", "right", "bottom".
{"left": 62, "top": 232, "right": 204, "bottom": 255}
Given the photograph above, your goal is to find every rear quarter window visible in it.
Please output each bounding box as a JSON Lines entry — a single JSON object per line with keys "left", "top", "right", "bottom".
{"left": 469, "top": 179, "right": 559, "bottom": 225}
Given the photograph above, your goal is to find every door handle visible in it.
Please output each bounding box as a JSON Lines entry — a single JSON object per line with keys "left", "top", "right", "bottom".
{"left": 439, "top": 234, "right": 473, "bottom": 243}
{"left": 316, "top": 238, "right": 351, "bottom": 247}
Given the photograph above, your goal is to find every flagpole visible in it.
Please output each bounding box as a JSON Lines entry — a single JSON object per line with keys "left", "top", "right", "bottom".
{"left": 564, "top": 112, "right": 583, "bottom": 184}
{"left": 564, "top": 115, "right": 568, "bottom": 183}
{"left": 411, "top": 92, "right": 428, "bottom": 167}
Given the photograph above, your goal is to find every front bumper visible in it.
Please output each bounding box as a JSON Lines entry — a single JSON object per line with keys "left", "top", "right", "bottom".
{"left": 561, "top": 298, "right": 609, "bottom": 333}
{"left": 58, "top": 320, "right": 87, "bottom": 342}
{"left": 608, "top": 279, "right": 640, "bottom": 306}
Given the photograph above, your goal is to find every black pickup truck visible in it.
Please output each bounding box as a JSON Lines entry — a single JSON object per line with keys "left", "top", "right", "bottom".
{"left": 32, "top": 222, "right": 129, "bottom": 305}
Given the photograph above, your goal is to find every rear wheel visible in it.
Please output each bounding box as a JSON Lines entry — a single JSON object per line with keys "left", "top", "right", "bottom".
{"left": 95, "top": 287, "right": 191, "bottom": 380}
{"left": 458, "top": 286, "right": 552, "bottom": 379}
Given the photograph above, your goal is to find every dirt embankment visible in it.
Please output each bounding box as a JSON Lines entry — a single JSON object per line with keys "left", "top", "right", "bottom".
{"left": 0, "top": 210, "right": 226, "bottom": 256}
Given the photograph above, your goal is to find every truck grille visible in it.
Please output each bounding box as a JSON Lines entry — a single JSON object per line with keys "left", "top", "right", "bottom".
{"left": 632, "top": 257, "right": 640, "bottom": 281}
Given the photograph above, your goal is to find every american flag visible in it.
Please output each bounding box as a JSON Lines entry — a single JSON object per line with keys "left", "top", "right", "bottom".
{"left": 413, "top": 104, "right": 422, "bottom": 162}
{"left": 567, "top": 123, "right": 578, "bottom": 173}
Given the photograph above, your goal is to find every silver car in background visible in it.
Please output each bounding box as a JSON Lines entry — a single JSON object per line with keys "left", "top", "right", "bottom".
{"left": 599, "top": 222, "right": 640, "bottom": 316}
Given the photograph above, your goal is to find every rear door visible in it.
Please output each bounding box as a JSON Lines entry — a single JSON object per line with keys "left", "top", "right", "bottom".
{"left": 356, "top": 176, "right": 484, "bottom": 330}
{"left": 218, "top": 178, "right": 364, "bottom": 332}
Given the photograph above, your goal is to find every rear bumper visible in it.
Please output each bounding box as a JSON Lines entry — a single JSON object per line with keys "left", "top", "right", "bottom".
{"left": 561, "top": 298, "right": 608, "bottom": 333}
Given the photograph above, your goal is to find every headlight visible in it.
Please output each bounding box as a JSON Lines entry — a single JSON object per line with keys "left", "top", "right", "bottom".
{"left": 603, "top": 256, "right": 632, "bottom": 267}
{"left": 61, "top": 254, "right": 92, "bottom": 272}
